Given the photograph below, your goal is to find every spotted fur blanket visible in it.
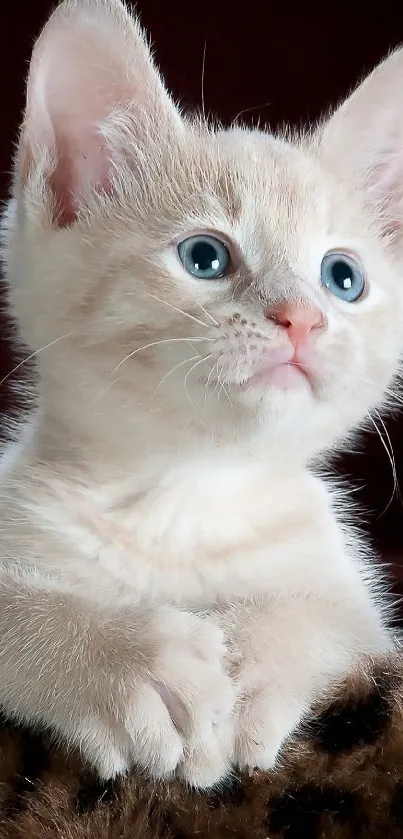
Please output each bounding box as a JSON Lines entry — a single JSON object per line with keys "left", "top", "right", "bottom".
{"left": 1, "top": 656, "right": 403, "bottom": 838}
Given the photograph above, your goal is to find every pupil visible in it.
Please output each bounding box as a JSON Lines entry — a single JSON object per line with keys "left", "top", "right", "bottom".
{"left": 332, "top": 260, "right": 353, "bottom": 290}
{"left": 192, "top": 242, "right": 218, "bottom": 273}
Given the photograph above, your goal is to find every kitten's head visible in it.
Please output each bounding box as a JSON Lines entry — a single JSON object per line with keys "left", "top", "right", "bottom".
{"left": 3, "top": 0, "right": 403, "bottom": 460}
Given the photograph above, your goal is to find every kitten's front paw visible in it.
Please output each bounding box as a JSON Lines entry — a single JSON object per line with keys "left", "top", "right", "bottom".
{"left": 233, "top": 679, "right": 302, "bottom": 771}
{"left": 108, "top": 608, "right": 235, "bottom": 787}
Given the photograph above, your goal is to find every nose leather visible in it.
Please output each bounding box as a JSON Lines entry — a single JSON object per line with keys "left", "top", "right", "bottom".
{"left": 265, "top": 301, "right": 325, "bottom": 346}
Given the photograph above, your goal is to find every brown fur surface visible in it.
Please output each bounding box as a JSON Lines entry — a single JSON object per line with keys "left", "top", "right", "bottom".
{"left": 1, "top": 655, "right": 403, "bottom": 838}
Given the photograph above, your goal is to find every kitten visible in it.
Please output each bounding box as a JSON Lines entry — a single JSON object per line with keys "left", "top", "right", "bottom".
{"left": 0, "top": 0, "right": 401, "bottom": 788}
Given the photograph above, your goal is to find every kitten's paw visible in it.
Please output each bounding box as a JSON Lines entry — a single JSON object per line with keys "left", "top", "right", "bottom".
{"left": 91, "top": 608, "right": 235, "bottom": 786}
{"left": 149, "top": 608, "right": 236, "bottom": 787}
{"left": 233, "top": 682, "right": 300, "bottom": 771}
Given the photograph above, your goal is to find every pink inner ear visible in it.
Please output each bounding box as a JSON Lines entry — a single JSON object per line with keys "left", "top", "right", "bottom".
{"left": 18, "top": 1, "right": 179, "bottom": 227}
{"left": 320, "top": 51, "right": 403, "bottom": 240}
{"left": 49, "top": 125, "right": 113, "bottom": 226}
{"left": 32, "top": 32, "right": 130, "bottom": 224}
{"left": 363, "top": 145, "right": 403, "bottom": 238}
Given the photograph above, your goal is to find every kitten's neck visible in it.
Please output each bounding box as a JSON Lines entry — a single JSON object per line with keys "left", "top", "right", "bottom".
{"left": 29, "top": 408, "right": 310, "bottom": 528}
{"left": 28, "top": 396, "right": 309, "bottom": 494}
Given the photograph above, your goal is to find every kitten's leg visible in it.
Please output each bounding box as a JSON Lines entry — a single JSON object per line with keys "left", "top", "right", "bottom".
{"left": 0, "top": 571, "right": 235, "bottom": 787}
{"left": 215, "top": 593, "right": 391, "bottom": 770}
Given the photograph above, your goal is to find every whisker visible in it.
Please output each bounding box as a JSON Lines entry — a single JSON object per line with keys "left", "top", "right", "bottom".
{"left": 88, "top": 378, "right": 120, "bottom": 409}
{"left": 366, "top": 410, "right": 399, "bottom": 516}
{"left": 152, "top": 354, "right": 201, "bottom": 397}
{"left": 0, "top": 332, "right": 74, "bottom": 388}
{"left": 204, "top": 359, "right": 219, "bottom": 410}
{"left": 358, "top": 374, "right": 403, "bottom": 410}
{"left": 183, "top": 354, "right": 212, "bottom": 418}
{"left": 230, "top": 275, "right": 245, "bottom": 303}
{"left": 238, "top": 283, "right": 261, "bottom": 308}
{"left": 384, "top": 386, "right": 403, "bottom": 409}
{"left": 140, "top": 291, "right": 210, "bottom": 330}
{"left": 216, "top": 377, "right": 226, "bottom": 403}
{"left": 190, "top": 295, "right": 219, "bottom": 327}
{"left": 229, "top": 268, "right": 258, "bottom": 305}
{"left": 374, "top": 407, "right": 401, "bottom": 505}
{"left": 210, "top": 359, "right": 228, "bottom": 405}
{"left": 216, "top": 372, "right": 234, "bottom": 408}
{"left": 212, "top": 353, "right": 234, "bottom": 408}
{"left": 184, "top": 354, "right": 212, "bottom": 397}
{"left": 201, "top": 36, "right": 207, "bottom": 121}
{"left": 211, "top": 369, "right": 222, "bottom": 399}
{"left": 113, "top": 337, "right": 212, "bottom": 374}
{"left": 232, "top": 100, "right": 272, "bottom": 125}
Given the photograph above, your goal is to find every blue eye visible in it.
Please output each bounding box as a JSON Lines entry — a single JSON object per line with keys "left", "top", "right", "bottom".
{"left": 178, "top": 235, "right": 231, "bottom": 280}
{"left": 320, "top": 251, "right": 365, "bottom": 302}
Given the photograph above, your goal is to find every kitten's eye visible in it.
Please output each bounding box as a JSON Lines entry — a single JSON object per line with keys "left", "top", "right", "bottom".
{"left": 178, "top": 235, "right": 231, "bottom": 280}
{"left": 320, "top": 251, "right": 365, "bottom": 302}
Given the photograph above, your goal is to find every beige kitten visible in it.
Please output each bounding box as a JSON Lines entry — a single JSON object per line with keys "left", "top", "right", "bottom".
{"left": 0, "top": 0, "right": 401, "bottom": 787}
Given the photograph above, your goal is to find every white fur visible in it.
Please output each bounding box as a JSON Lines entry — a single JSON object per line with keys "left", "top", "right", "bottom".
{"left": 0, "top": 0, "right": 402, "bottom": 786}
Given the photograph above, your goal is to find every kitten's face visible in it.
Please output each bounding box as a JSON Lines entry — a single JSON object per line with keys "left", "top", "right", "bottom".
{"left": 56, "top": 128, "right": 399, "bottom": 452}
{"left": 5, "top": 0, "right": 403, "bottom": 457}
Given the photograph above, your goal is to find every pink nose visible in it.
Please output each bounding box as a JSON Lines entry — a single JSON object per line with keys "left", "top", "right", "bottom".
{"left": 265, "top": 301, "right": 325, "bottom": 346}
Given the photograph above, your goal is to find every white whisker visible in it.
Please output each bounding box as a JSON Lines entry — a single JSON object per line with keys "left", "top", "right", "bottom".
{"left": 230, "top": 276, "right": 244, "bottom": 303}
{"left": 222, "top": 382, "right": 234, "bottom": 408}
{"left": 359, "top": 374, "right": 403, "bottom": 410}
{"left": 201, "top": 37, "right": 207, "bottom": 120}
{"left": 366, "top": 410, "right": 399, "bottom": 515}
{"left": 195, "top": 300, "right": 219, "bottom": 327}
{"left": 204, "top": 359, "right": 219, "bottom": 410}
{"left": 212, "top": 366, "right": 225, "bottom": 400}
{"left": 113, "top": 337, "right": 212, "bottom": 374}
{"left": 188, "top": 293, "right": 219, "bottom": 327}
{"left": 89, "top": 379, "right": 120, "bottom": 409}
{"left": 183, "top": 354, "right": 212, "bottom": 415}
{"left": 0, "top": 332, "right": 74, "bottom": 388}
{"left": 216, "top": 378, "right": 226, "bottom": 402}
{"left": 384, "top": 386, "right": 403, "bottom": 409}
{"left": 211, "top": 355, "right": 233, "bottom": 408}
{"left": 216, "top": 372, "right": 234, "bottom": 408}
{"left": 184, "top": 354, "right": 212, "bottom": 396}
{"left": 152, "top": 354, "right": 201, "bottom": 397}
{"left": 373, "top": 407, "right": 401, "bottom": 505}
{"left": 141, "top": 291, "right": 210, "bottom": 330}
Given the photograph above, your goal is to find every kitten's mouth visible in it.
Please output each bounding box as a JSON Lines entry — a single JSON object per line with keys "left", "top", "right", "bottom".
{"left": 235, "top": 343, "right": 318, "bottom": 392}
{"left": 242, "top": 360, "right": 312, "bottom": 391}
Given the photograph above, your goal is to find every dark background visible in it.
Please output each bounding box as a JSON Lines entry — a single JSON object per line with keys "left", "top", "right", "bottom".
{"left": 1, "top": 1, "right": 403, "bottom": 592}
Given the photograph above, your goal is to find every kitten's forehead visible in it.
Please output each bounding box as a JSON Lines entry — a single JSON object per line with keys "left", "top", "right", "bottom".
{"left": 186, "top": 127, "right": 331, "bottom": 259}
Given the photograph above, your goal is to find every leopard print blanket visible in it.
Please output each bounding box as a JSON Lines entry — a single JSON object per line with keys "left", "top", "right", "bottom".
{"left": 1, "top": 656, "right": 403, "bottom": 838}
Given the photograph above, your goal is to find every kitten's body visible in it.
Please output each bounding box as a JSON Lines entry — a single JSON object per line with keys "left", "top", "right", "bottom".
{"left": 0, "top": 0, "right": 402, "bottom": 786}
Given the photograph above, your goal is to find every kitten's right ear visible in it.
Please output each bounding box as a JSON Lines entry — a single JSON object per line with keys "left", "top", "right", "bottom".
{"left": 319, "top": 47, "right": 403, "bottom": 240}
{"left": 18, "top": 0, "right": 182, "bottom": 225}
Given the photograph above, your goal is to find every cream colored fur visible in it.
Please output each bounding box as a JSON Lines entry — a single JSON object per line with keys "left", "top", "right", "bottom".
{"left": 0, "top": 0, "right": 402, "bottom": 787}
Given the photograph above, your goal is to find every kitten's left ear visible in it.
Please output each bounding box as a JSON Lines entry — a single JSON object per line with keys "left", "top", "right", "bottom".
{"left": 19, "top": 0, "right": 183, "bottom": 225}
{"left": 319, "top": 48, "right": 403, "bottom": 238}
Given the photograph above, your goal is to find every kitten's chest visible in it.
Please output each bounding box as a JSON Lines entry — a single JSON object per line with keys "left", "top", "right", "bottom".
{"left": 88, "top": 468, "right": 338, "bottom": 605}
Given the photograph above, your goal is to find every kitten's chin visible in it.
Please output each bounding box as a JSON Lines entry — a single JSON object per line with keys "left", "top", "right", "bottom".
{"left": 231, "top": 372, "right": 315, "bottom": 417}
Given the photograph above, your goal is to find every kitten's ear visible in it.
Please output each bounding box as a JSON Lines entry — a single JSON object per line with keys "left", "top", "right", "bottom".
{"left": 319, "top": 48, "right": 403, "bottom": 238}
{"left": 19, "top": 0, "right": 182, "bottom": 225}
